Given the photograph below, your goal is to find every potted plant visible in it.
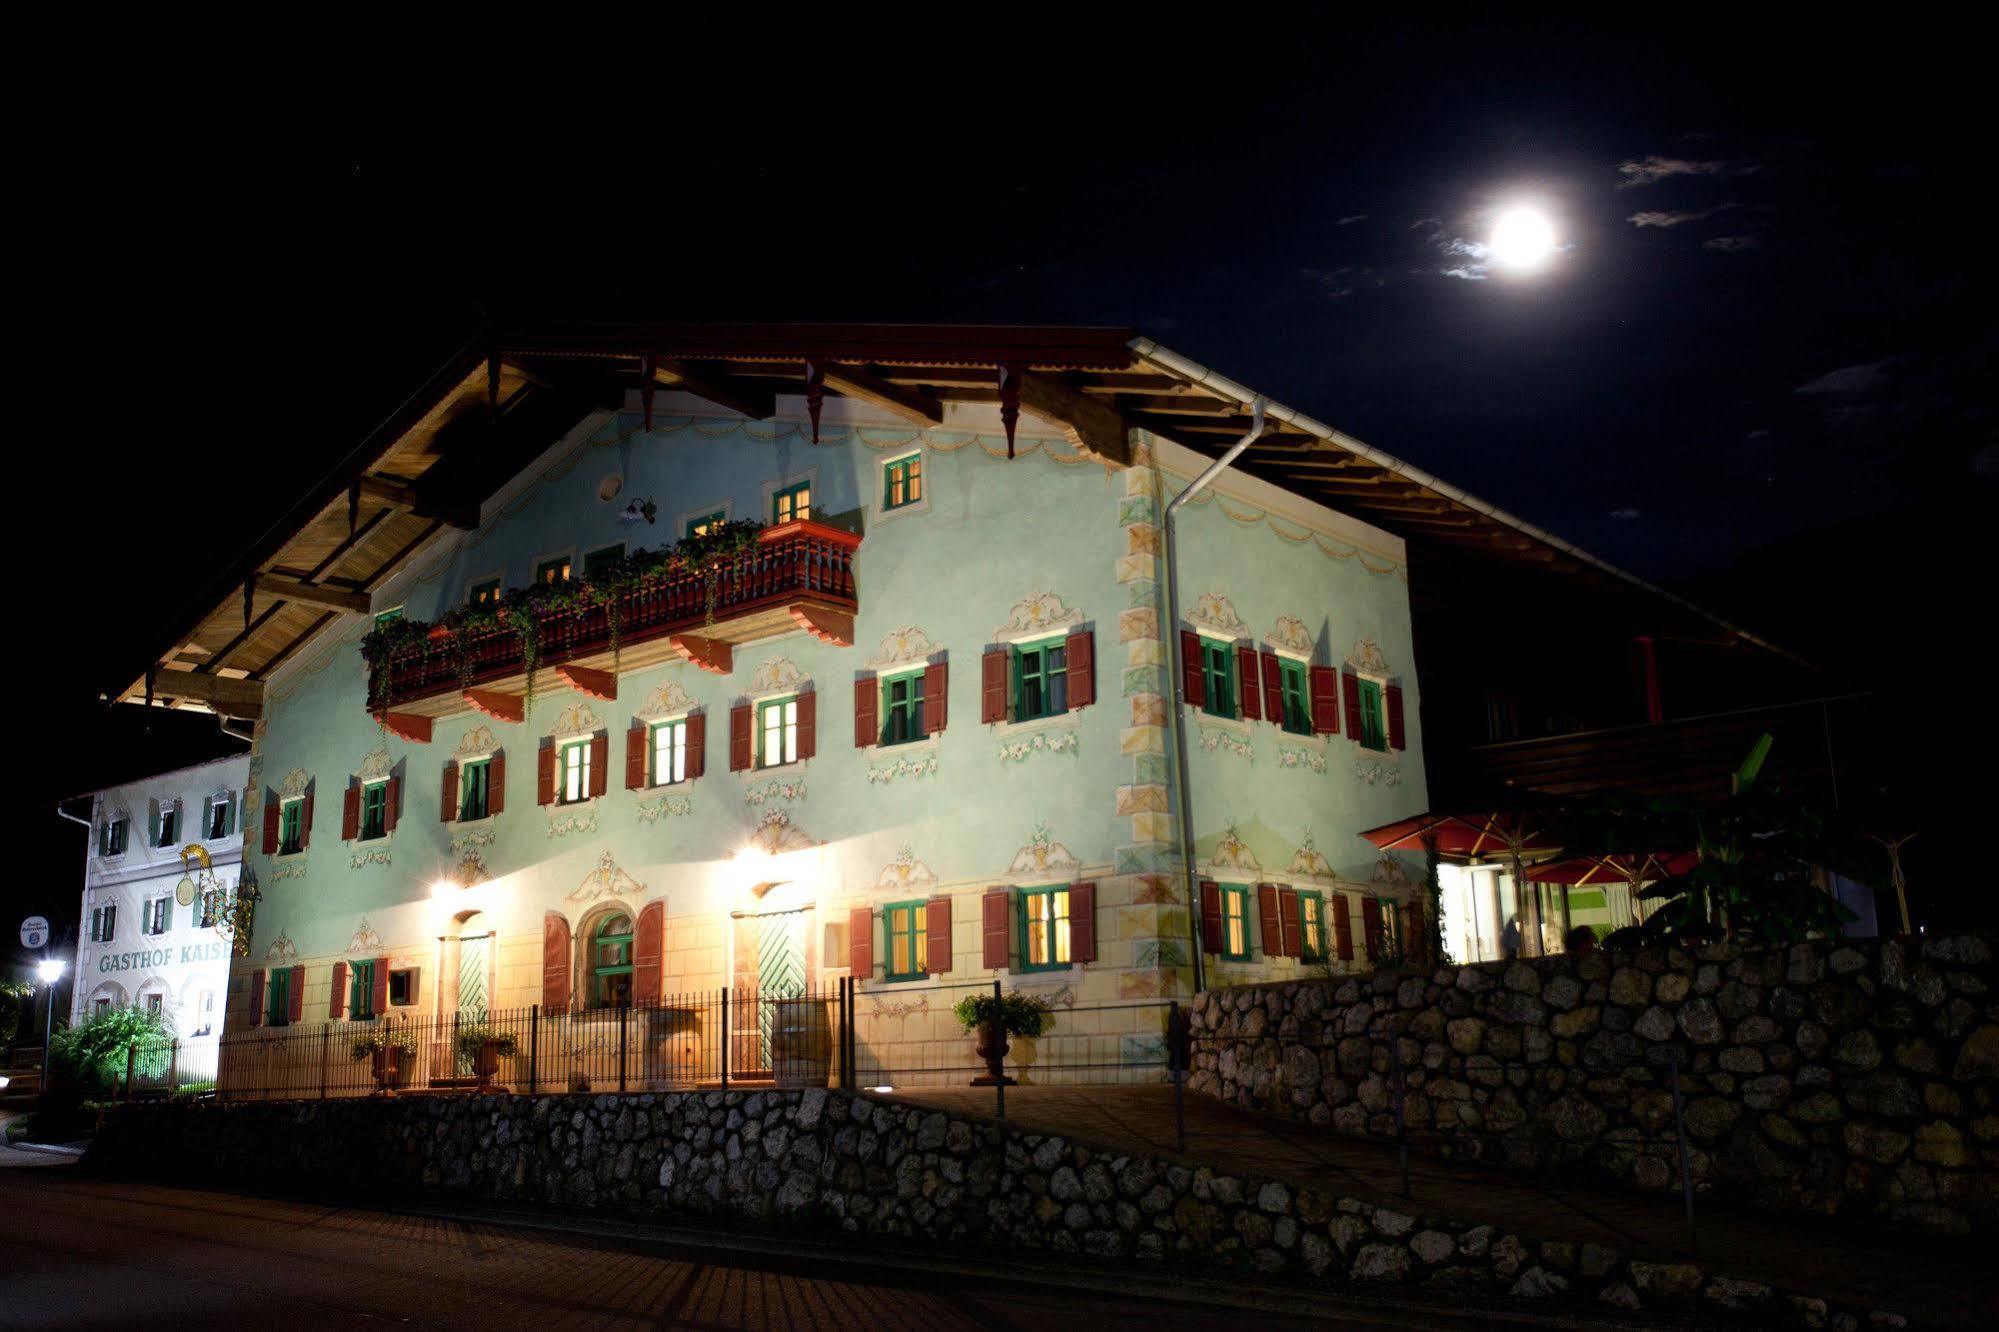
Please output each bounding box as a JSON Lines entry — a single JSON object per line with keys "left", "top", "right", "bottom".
{"left": 952, "top": 992, "right": 1048, "bottom": 1086}
{"left": 350, "top": 1027, "right": 418, "bottom": 1092}
{"left": 453, "top": 1023, "right": 518, "bottom": 1086}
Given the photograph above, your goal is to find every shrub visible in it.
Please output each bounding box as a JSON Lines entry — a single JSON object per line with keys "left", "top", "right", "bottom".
{"left": 453, "top": 1024, "right": 518, "bottom": 1060}
{"left": 349, "top": 1028, "right": 420, "bottom": 1061}
{"left": 49, "top": 1006, "right": 170, "bottom": 1095}
{"left": 952, "top": 992, "right": 1049, "bottom": 1038}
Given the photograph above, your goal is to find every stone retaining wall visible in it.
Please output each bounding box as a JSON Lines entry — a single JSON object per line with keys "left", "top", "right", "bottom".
{"left": 88, "top": 1090, "right": 1904, "bottom": 1328}
{"left": 1188, "top": 934, "right": 1998, "bottom": 1236}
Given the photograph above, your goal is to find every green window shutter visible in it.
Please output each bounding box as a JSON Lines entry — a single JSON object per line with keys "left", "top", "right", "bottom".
{"left": 97, "top": 820, "right": 108, "bottom": 856}
{"left": 148, "top": 801, "right": 161, "bottom": 847}
{"left": 227, "top": 790, "right": 239, "bottom": 835}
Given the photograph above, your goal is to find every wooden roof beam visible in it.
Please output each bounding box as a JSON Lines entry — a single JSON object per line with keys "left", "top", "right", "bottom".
{"left": 1016, "top": 372, "right": 1131, "bottom": 465}
{"left": 819, "top": 362, "right": 946, "bottom": 426}
{"left": 148, "top": 668, "right": 264, "bottom": 720}
{"left": 654, "top": 360, "right": 776, "bottom": 420}
{"left": 252, "top": 573, "right": 371, "bottom": 616}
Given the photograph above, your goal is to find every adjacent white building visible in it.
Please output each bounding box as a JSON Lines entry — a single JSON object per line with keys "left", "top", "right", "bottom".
{"left": 74, "top": 754, "right": 249, "bottom": 1071}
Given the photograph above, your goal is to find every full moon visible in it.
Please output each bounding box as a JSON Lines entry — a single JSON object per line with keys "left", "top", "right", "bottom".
{"left": 1489, "top": 206, "right": 1557, "bottom": 273}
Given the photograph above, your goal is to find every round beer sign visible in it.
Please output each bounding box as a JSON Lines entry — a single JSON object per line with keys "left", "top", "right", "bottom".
{"left": 19, "top": 915, "right": 49, "bottom": 949}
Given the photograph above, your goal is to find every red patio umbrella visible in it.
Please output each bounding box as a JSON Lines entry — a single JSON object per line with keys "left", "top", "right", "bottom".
{"left": 1360, "top": 810, "right": 1566, "bottom": 956}
{"left": 1526, "top": 852, "right": 1698, "bottom": 930}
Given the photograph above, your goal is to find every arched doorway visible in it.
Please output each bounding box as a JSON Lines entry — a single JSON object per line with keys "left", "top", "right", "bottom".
{"left": 444, "top": 910, "right": 493, "bottom": 1018}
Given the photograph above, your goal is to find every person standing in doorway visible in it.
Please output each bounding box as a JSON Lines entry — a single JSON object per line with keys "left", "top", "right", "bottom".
{"left": 1500, "top": 917, "right": 1522, "bottom": 960}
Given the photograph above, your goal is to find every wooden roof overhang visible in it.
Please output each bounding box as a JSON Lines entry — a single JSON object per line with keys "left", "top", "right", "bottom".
{"left": 119, "top": 321, "right": 1800, "bottom": 724}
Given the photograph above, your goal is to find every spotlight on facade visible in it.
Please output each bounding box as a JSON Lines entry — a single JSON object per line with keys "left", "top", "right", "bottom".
{"left": 431, "top": 879, "right": 457, "bottom": 900}
{"left": 36, "top": 958, "right": 66, "bottom": 985}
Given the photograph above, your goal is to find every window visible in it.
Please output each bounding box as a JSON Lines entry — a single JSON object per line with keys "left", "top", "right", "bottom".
{"left": 1279, "top": 659, "right": 1313, "bottom": 735}
{"left": 1019, "top": 886, "right": 1072, "bottom": 971}
{"left": 883, "top": 455, "right": 923, "bottom": 511}
{"left": 95, "top": 998, "right": 111, "bottom": 1015}
{"left": 1200, "top": 639, "right": 1236, "bottom": 719}
{"left": 1221, "top": 884, "right": 1251, "bottom": 961}
{"left": 592, "top": 914, "right": 634, "bottom": 1008}
{"left": 374, "top": 607, "right": 404, "bottom": 629}
{"left": 207, "top": 798, "right": 229, "bottom": 840}
{"left": 1376, "top": 897, "right": 1403, "bottom": 957}
{"left": 156, "top": 805, "right": 179, "bottom": 847}
{"left": 104, "top": 818, "right": 127, "bottom": 856}
{"left": 199, "top": 890, "right": 219, "bottom": 929}
{"left": 359, "top": 781, "right": 388, "bottom": 840}
{"left": 583, "top": 544, "right": 623, "bottom": 581}
{"left": 535, "top": 555, "right": 572, "bottom": 585}
{"left": 145, "top": 993, "right": 163, "bottom": 1019}
{"left": 1298, "top": 890, "right": 1327, "bottom": 963}
{"left": 771, "top": 480, "right": 812, "bottom": 525}
{"left": 278, "top": 799, "right": 304, "bottom": 855}
{"left": 558, "top": 740, "right": 592, "bottom": 804}
{"left": 90, "top": 904, "right": 117, "bottom": 943}
{"left": 468, "top": 578, "right": 501, "bottom": 607}
{"left": 266, "top": 968, "right": 291, "bottom": 1027}
{"left": 349, "top": 959, "right": 376, "bottom": 1020}
{"left": 194, "top": 990, "right": 214, "bottom": 1037}
{"left": 1013, "top": 639, "right": 1068, "bottom": 722}
{"left": 758, "top": 697, "right": 799, "bottom": 768}
{"left": 650, "top": 720, "right": 688, "bottom": 786}
{"left": 144, "top": 897, "right": 171, "bottom": 936}
{"left": 881, "top": 671, "right": 926, "bottom": 745}
{"left": 1356, "top": 678, "right": 1388, "bottom": 751}
{"left": 388, "top": 968, "right": 416, "bottom": 1007}
{"left": 459, "top": 758, "right": 491, "bottom": 821}
{"left": 884, "top": 901, "right": 928, "bottom": 981}
{"left": 685, "top": 510, "right": 725, "bottom": 539}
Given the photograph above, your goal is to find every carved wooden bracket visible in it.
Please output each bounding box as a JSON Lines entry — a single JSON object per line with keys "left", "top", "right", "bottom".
{"left": 464, "top": 689, "right": 525, "bottom": 724}
{"left": 554, "top": 664, "right": 618, "bottom": 701}
{"left": 375, "top": 711, "right": 434, "bottom": 743}
{"left": 669, "top": 634, "right": 734, "bottom": 675}
{"left": 788, "top": 604, "right": 854, "bottom": 647}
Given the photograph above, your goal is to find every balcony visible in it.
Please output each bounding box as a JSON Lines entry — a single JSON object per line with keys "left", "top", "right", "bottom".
{"left": 368, "top": 521, "right": 861, "bottom": 722}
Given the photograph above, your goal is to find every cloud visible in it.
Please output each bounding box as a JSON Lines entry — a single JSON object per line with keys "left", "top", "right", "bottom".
{"left": 1336, "top": 214, "right": 1368, "bottom": 226}
{"left": 1616, "top": 155, "right": 1756, "bottom": 188}
{"left": 1703, "top": 235, "right": 1762, "bottom": 253}
{"left": 1794, "top": 360, "right": 1894, "bottom": 398}
{"left": 1608, "top": 506, "right": 1642, "bottom": 521}
{"left": 1627, "top": 203, "right": 1736, "bottom": 228}
{"left": 1433, "top": 235, "right": 1491, "bottom": 280}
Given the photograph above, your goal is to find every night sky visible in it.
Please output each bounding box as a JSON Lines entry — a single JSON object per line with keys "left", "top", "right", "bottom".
{"left": 12, "top": 21, "right": 1986, "bottom": 965}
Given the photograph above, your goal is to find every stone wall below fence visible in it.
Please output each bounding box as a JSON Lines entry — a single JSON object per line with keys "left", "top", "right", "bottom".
{"left": 86, "top": 1090, "right": 1905, "bottom": 1328}
{"left": 1187, "top": 934, "right": 1999, "bottom": 1237}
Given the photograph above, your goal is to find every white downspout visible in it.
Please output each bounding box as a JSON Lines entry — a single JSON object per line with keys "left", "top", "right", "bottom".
{"left": 1164, "top": 397, "right": 1267, "bottom": 997}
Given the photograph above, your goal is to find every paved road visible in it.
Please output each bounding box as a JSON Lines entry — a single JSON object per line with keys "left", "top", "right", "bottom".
{"left": 0, "top": 1167, "right": 1522, "bottom": 1331}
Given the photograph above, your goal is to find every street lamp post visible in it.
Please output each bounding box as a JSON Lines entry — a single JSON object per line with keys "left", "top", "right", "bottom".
{"left": 36, "top": 958, "right": 65, "bottom": 1092}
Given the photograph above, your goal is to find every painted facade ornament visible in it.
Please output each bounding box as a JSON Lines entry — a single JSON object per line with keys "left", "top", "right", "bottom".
{"left": 546, "top": 806, "right": 600, "bottom": 839}
{"left": 1276, "top": 745, "right": 1328, "bottom": 773}
{"left": 639, "top": 681, "right": 697, "bottom": 719}
{"left": 1008, "top": 980, "right": 1077, "bottom": 1009}
{"left": 997, "top": 729, "right": 1079, "bottom": 764}
{"left": 550, "top": 701, "right": 603, "bottom": 738}
{"left": 347, "top": 917, "right": 385, "bottom": 952}
{"left": 1372, "top": 855, "right": 1418, "bottom": 889}
{"left": 264, "top": 931, "right": 297, "bottom": 963}
{"left": 995, "top": 590, "right": 1083, "bottom": 640}
{"left": 748, "top": 810, "right": 817, "bottom": 854}
{"left": 1269, "top": 615, "right": 1314, "bottom": 657}
{"left": 748, "top": 656, "right": 807, "bottom": 696}
{"left": 1288, "top": 833, "right": 1335, "bottom": 880}
{"left": 1187, "top": 591, "right": 1250, "bottom": 640}
{"left": 635, "top": 793, "right": 694, "bottom": 823}
{"left": 271, "top": 861, "right": 309, "bottom": 883}
{"left": 1007, "top": 822, "right": 1079, "bottom": 876}
{"left": 453, "top": 725, "right": 501, "bottom": 759}
{"left": 570, "top": 851, "right": 646, "bottom": 905}
{"left": 349, "top": 848, "right": 392, "bottom": 870}
{"left": 1197, "top": 725, "right": 1255, "bottom": 762}
{"left": 1209, "top": 821, "right": 1262, "bottom": 872}
{"left": 356, "top": 746, "right": 394, "bottom": 782}
{"left": 744, "top": 778, "right": 806, "bottom": 807}
{"left": 874, "top": 846, "right": 938, "bottom": 894}
{"left": 868, "top": 753, "right": 940, "bottom": 784}
{"left": 1345, "top": 639, "right": 1392, "bottom": 676}
{"left": 278, "top": 768, "right": 312, "bottom": 800}
{"left": 1353, "top": 759, "right": 1404, "bottom": 787}
{"left": 866, "top": 992, "right": 931, "bottom": 1020}
{"left": 867, "top": 625, "right": 939, "bottom": 671}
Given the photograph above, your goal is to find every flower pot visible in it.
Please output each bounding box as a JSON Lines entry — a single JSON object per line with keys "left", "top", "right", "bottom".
{"left": 970, "top": 1019, "right": 1015, "bottom": 1086}
{"left": 473, "top": 1041, "right": 503, "bottom": 1085}
{"left": 371, "top": 1046, "right": 401, "bottom": 1093}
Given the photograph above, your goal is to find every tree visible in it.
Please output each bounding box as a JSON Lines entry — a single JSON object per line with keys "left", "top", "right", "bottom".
{"left": 49, "top": 1004, "right": 172, "bottom": 1095}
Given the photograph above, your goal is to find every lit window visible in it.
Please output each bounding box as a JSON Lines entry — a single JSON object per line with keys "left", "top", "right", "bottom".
{"left": 1279, "top": 659, "right": 1313, "bottom": 735}
{"left": 1201, "top": 639, "right": 1236, "bottom": 720}
{"left": 278, "top": 798, "right": 304, "bottom": 855}
{"left": 359, "top": 781, "right": 388, "bottom": 840}
{"left": 1020, "top": 887, "right": 1071, "bottom": 971}
{"left": 1357, "top": 679, "right": 1388, "bottom": 751}
{"left": 593, "top": 913, "right": 634, "bottom": 1008}
{"left": 1221, "top": 885, "right": 1251, "bottom": 961}
{"left": 685, "top": 510, "right": 726, "bottom": 539}
{"left": 459, "top": 759, "right": 491, "bottom": 821}
{"left": 559, "top": 740, "right": 592, "bottom": 804}
{"left": 884, "top": 901, "right": 928, "bottom": 981}
{"left": 758, "top": 697, "right": 799, "bottom": 768}
{"left": 468, "top": 578, "right": 501, "bottom": 607}
{"left": 772, "top": 481, "right": 812, "bottom": 525}
{"left": 1298, "top": 890, "right": 1326, "bottom": 963}
{"left": 883, "top": 455, "right": 923, "bottom": 511}
{"left": 1013, "top": 639, "right": 1068, "bottom": 721}
{"left": 535, "top": 555, "right": 572, "bottom": 585}
{"left": 881, "top": 671, "right": 926, "bottom": 745}
{"left": 650, "top": 720, "right": 688, "bottom": 786}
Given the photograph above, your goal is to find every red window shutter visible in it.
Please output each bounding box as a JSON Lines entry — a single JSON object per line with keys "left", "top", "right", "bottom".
{"left": 925, "top": 895, "right": 953, "bottom": 972}
{"left": 685, "top": 714, "right": 706, "bottom": 779}
{"left": 980, "top": 648, "right": 1008, "bottom": 724}
{"left": 1200, "top": 879, "right": 1222, "bottom": 954}
{"left": 848, "top": 906, "right": 874, "bottom": 978}
{"left": 1278, "top": 887, "right": 1301, "bottom": 958}
{"left": 1386, "top": 683, "right": 1407, "bottom": 751}
{"left": 1342, "top": 669, "right": 1364, "bottom": 744}
{"left": 384, "top": 775, "right": 400, "bottom": 833}
{"left": 1333, "top": 895, "right": 1354, "bottom": 960}
{"left": 249, "top": 970, "right": 266, "bottom": 1026}
{"left": 1065, "top": 628, "right": 1095, "bottom": 709}
{"left": 729, "top": 703, "right": 753, "bottom": 771}
{"left": 981, "top": 888, "right": 1013, "bottom": 969}
{"left": 536, "top": 739, "right": 556, "bottom": 806}
{"left": 1180, "top": 630, "right": 1205, "bottom": 707}
{"left": 589, "top": 731, "right": 609, "bottom": 797}
{"left": 1069, "top": 881, "right": 1097, "bottom": 963}
{"left": 634, "top": 901, "right": 664, "bottom": 1004}
{"left": 1260, "top": 652, "right": 1283, "bottom": 725}
{"left": 261, "top": 797, "right": 279, "bottom": 855}
{"left": 542, "top": 913, "right": 572, "bottom": 1011}
{"left": 489, "top": 750, "right": 507, "bottom": 814}
{"left": 796, "top": 691, "right": 817, "bottom": 760}
{"left": 625, "top": 723, "right": 647, "bottom": 789}
{"left": 1237, "top": 645, "right": 1263, "bottom": 721}
{"left": 372, "top": 957, "right": 390, "bottom": 1015}
{"left": 302, "top": 786, "right": 314, "bottom": 847}
{"left": 1256, "top": 882, "right": 1283, "bottom": 958}
{"left": 923, "top": 660, "right": 948, "bottom": 734}
{"left": 340, "top": 783, "right": 360, "bottom": 841}
{"left": 1310, "top": 666, "right": 1340, "bottom": 735}
{"left": 287, "top": 967, "right": 305, "bottom": 1023}
{"left": 330, "top": 961, "right": 347, "bottom": 1019}
{"left": 440, "top": 761, "right": 459, "bottom": 824}
{"left": 854, "top": 674, "right": 879, "bottom": 748}
{"left": 1361, "top": 897, "right": 1384, "bottom": 960}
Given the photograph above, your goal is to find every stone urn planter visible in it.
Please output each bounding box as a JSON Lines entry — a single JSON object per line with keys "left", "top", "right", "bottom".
{"left": 453, "top": 1025, "right": 518, "bottom": 1089}
{"left": 371, "top": 1046, "right": 401, "bottom": 1090}
{"left": 971, "top": 1020, "right": 1014, "bottom": 1087}
{"left": 953, "top": 992, "right": 1047, "bottom": 1088}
